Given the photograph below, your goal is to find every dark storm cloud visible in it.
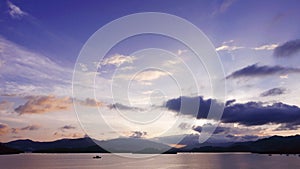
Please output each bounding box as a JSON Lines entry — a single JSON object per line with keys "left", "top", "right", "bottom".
{"left": 223, "top": 102, "right": 300, "bottom": 126}
{"left": 226, "top": 64, "right": 300, "bottom": 79}
{"left": 165, "top": 96, "right": 300, "bottom": 126}
{"left": 193, "top": 124, "right": 230, "bottom": 134}
{"left": 260, "top": 87, "right": 286, "bottom": 97}
{"left": 165, "top": 96, "right": 219, "bottom": 119}
{"left": 274, "top": 39, "right": 300, "bottom": 57}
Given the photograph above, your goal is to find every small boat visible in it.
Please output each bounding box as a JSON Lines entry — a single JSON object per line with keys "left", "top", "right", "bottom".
{"left": 93, "top": 155, "right": 102, "bottom": 159}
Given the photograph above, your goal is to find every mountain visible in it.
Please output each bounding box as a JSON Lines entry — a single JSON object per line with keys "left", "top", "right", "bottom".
{"left": 4, "top": 137, "right": 96, "bottom": 152}
{"left": 4, "top": 135, "right": 300, "bottom": 154}
{"left": 189, "top": 135, "right": 300, "bottom": 154}
{"left": 95, "top": 138, "right": 172, "bottom": 153}
{"left": 4, "top": 137, "right": 173, "bottom": 154}
{"left": 0, "top": 143, "right": 23, "bottom": 154}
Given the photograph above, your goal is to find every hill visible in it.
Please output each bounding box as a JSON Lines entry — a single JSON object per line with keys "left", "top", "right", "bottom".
{"left": 189, "top": 135, "right": 300, "bottom": 154}
{"left": 0, "top": 143, "right": 23, "bottom": 155}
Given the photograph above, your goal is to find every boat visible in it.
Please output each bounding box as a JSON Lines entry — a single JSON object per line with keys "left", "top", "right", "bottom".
{"left": 93, "top": 155, "right": 102, "bottom": 159}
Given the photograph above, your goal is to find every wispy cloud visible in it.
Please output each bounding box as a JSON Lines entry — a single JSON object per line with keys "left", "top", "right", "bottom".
{"left": 11, "top": 124, "right": 40, "bottom": 134}
{"left": 20, "top": 124, "right": 40, "bottom": 131}
{"left": 101, "top": 54, "right": 136, "bottom": 67}
{"left": 216, "top": 45, "right": 244, "bottom": 51}
{"left": 253, "top": 44, "right": 278, "bottom": 51}
{"left": 213, "top": 0, "right": 236, "bottom": 15}
{"left": 108, "top": 103, "right": 144, "bottom": 111}
{"left": 134, "top": 70, "right": 170, "bottom": 81}
{"left": 7, "top": 1, "right": 27, "bottom": 19}
{"left": 0, "top": 36, "right": 72, "bottom": 95}
{"left": 177, "top": 49, "right": 188, "bottom": 56}
{"left": 59, "top": 125, "right": 76, "bottom": 132}
{"left": 53, "top": 132, "right": 84, "bottom": 138}
{"left": 260, "top": 87, "right": 286, "bottom": 97}
{"left": 274, "top": 39, "right": 300, "bottom": 57}
{"left": 226, "top": 64, "right": 300, "bottom": 79}
{"left": 217, "top": 41, "right": 278, "bottom": 52}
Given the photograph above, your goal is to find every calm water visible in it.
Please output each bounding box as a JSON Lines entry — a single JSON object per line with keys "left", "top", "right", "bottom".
{"left": 0, "top": 153, "right": 299, "bottom": 169}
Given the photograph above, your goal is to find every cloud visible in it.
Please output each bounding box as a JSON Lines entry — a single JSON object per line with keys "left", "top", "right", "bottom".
{"left": 11, "top": 124, "right": 40, "bottom": 134}
{"left": 20, "top": 125, "right": 40, "bottom": 131}
{"left": 226, "top": 64, "right": 300, "bottom": 79}
{"left": 216, "top": 45, "right": 244, "bottom": 51}
{"left": 13, "top": 95, "right": 102, "bottom": 115}
{"left": 77, "top": 98, "right": 103, "bottom": 107}
{"left": 108, "top": 103, "right": 144, "bottom": 111}
{"left": 178, "top": 122, "right": 192, "bottom": 130}
{"left": 213, "top": 0, "right": 236, "bottom": 15}
{"left": 279, "top": 74, "right": 289, "bottom": 79}
{"left": 274, "top": 123, "right": 299, "bottom": 131}
{"left": 253, "top": 44, "right": 278, "bottom": 51}
{"left": 101, "top": 54, "right": 136, "bottom": 67}
{"left": 114, "top": 69, "right": 169, "bottom": 83}
{"left": 0, "top": 36, "right": 72, "bottom": 95}
{"left": 0, "top": 100, "right": 14, "bottom": 113}
{"left": 165, "top": 96, "right": 300, "bottom": 127}
{"left": 53, "top": 132, "right": 84, "bottom": 138}
{"left": 225, "top": 99, "right": 236, "bottom": 106}
{"left": 0, "top": 123, "right": 9, "bottom": 135}
{"left": 165, "top": 96, "right": 219, "bottom": 119}
{"left": 274, "top": 39, "right": 300, "bottom": 57}
{"left": 129, "top": 131, "right": 147, "bottom": 138}
{"left": 222, "top": 101, "right": 300, "bottom": 126}
{"left": 193, "top": 124, "right": 230, "bottom": 134}
{"left": 7, "top": 1, "right": 27, "bottom": 19}
{"left": 177, "top": 49, "right": 188, "bottom": 56}
{"left": 59, "top": 125, "right": 76, "bottom": 132}
{"left": 134, "top": 70, "right": 170, "bottom": 81}
{"left": 260, "top": 87, "right": 286, "bottom": 97}
{"left": 14, "top": 95, "right": 72, "bottom": 115}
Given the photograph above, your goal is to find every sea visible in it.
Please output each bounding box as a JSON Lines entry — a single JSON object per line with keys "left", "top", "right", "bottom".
{"left": 0, "top": 153, "right": 299, "bottom": 169}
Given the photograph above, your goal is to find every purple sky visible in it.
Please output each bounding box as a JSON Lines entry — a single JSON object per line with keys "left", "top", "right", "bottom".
{"left": 1, "top": 0, "right": 300, "bottom": 145}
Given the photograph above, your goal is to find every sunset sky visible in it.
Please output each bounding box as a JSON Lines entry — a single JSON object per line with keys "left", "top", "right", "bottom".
{"left": 1, "top": 0, "right": 300, "bottom": 145}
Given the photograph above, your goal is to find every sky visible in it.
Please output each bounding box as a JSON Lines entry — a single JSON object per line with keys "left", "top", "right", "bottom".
{"left": 1, "top": 0, "right": 300, "bottom": 146}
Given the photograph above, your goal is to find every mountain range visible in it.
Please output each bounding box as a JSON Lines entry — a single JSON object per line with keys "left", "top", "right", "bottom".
{"left": 1, "top": 135, "right": 300, "bottom": 155}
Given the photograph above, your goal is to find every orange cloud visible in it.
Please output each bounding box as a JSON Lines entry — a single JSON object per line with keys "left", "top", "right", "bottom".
{"left": 77, "top": 98, "right": 103, "bottom": 107}
{"left": 14, "top": 95, "right": 104, "bottom": 115}
{"left": 15, "top": 95, "right": 72, "bottom": 114}
{"left": 0, "top": 123, "right": 9, "bottom": 135}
